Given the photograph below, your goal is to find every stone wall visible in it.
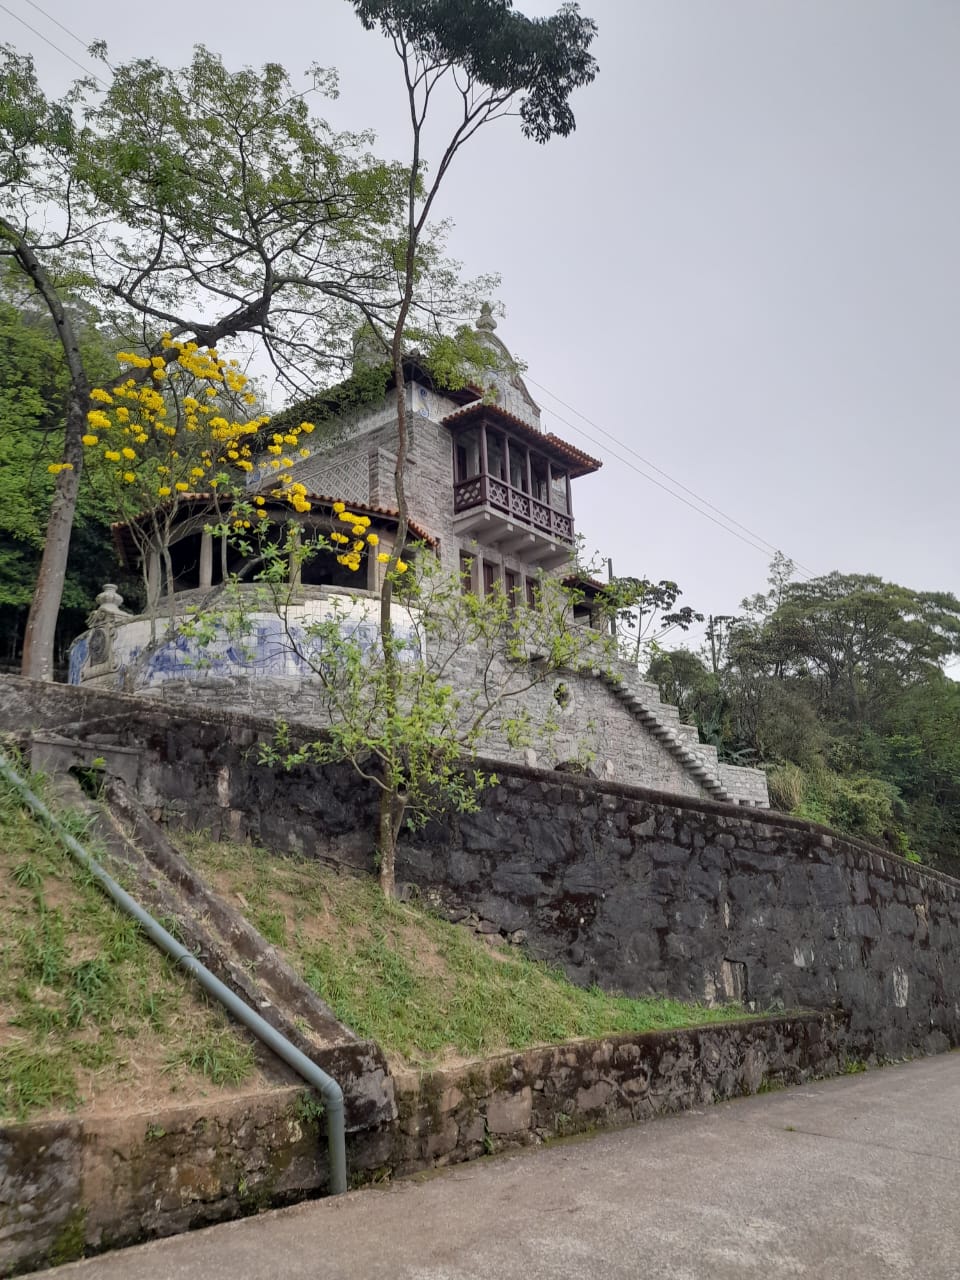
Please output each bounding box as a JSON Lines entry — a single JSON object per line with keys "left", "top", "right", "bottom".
{"left": 1, "top": 679, "right": 953, "bottom": 1062}
{"left": 401, "top": 773, "right": 960, "bottom": 1062}
{"left": 0, "top": 1015, "right": 839, "bottom": 1275}
{"left": 66, "top": 617, "right": 738, "bottom": 800}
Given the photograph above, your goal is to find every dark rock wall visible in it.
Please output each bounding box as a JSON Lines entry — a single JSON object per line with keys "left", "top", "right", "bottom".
{"left": 3, "top": 677, "right": 960, "bottom": 1061}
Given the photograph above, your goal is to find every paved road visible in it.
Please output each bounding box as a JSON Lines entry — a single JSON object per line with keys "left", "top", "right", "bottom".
{"left": 43, "top": 1055, "right": 960, "bottom": 1279}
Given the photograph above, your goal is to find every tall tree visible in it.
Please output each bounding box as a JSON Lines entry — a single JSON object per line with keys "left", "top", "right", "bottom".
{"left": 0, "top": 293, "right": 128, "bottom": 668}
{"left": 347, "top": 0, "right": 598, "bottom": 894}
{"left": 0, "top": 43, "right": 469, "bottom": 679}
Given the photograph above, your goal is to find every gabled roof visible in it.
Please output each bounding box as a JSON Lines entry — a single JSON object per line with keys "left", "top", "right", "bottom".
{"left": 442, "top": 402, "right": 602, "bottom": 479}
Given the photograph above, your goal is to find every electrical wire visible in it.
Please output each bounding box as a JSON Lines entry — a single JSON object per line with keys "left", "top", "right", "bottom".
{"left": 531, "top": 389, "right": 817, "bottom": 580}
{"left": 0, "top": 2, "right": 106, "bottom": 83}
{"left": 527, "top": 372, "right": 818, "bottom": 579}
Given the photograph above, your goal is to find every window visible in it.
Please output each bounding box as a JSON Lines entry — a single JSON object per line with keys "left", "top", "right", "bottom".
{"left": 455, "top": 429, "right": 481, "bottom": 482}
{"left": 505, "top": 570, "right": 520, "bottom": 608}
{"left": 486, "top": 431, "right": 507, "bottom": 481}
{"left": 526, "top": 577, "right": 538, "bottom": 608}
{"left": 550, "top": 471, "right": 569, "bottom": 514}
{"left": 483, "top": 560, "right": 499, "bottom": 596}
{"left": 509, "top": 448, "right": 528, "bottom": 493}
{"left": 531, "top": 456, "right": 549, "bottom": 504}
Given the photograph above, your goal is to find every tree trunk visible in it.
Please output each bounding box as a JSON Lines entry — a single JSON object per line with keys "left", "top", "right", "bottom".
{"left": 377, "top": 787, "right": 397, "bottom": 899}
{"left": 21, "top": 395, "right": 86, "bottom": 681}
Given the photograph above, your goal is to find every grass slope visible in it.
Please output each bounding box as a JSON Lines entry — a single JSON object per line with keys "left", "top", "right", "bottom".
{"left": 0, "top": 775, "right": 262, "bottom": 1122}
{"left": 182, "top": 833, "right": 747, "bottom": 1066}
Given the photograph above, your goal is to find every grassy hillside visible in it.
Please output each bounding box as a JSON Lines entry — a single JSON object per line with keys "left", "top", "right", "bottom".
{"left": 1, "top": 769, "right": 747, "bottom": 1123}
{"left": 182, "top": 833, "right": 746, "bottom": 1066}
{"left": 0, "top": 775, "right": 265, "bottom": 1122}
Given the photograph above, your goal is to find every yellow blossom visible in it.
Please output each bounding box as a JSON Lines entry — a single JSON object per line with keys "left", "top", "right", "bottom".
{"left": 300, "top": 422, "right": 315, "bottom": 433}
{"left": 175, "top": 481, "right": 189, "bottom": 492}
{"left": 122, "top": 471, "right": 136, "bottom": 483}
{"left": 104, "top": 450, "right": 121, "bottom": 462}
{"left": 90, "top": 388, "right": 113, "bottom": 404}
{"left": 366, "top": 533, "right": 379, "bottom": 546}
{"left": 81, "top": 434, "right": 99, "bottom": 447}
{"left": 332, "top": 501, "right": 345, "bottom": 513}
{"left": 121, "top": 447, "right": 136, "bottom": 461}
{"left": 377, "top": 552, "right": 391, "bottom": 563}
{"left": 87, "top": 410, "right": 111, "bottom": 430}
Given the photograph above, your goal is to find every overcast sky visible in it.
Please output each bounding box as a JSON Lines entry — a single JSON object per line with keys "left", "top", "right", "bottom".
{"left": 6, "top": 0, "right": 959, "bottom": 629}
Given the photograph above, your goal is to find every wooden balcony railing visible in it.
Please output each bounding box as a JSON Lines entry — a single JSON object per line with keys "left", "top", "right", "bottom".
{"left": 453, "top": 473, "right": 574, "bottom": 543}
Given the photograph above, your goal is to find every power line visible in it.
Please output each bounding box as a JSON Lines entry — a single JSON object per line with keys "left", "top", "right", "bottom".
{"left": 527, "top": 373, "right": 818, "bottom": 579}
{"left": 0, "top": 2, "right": 106, "bottom": 83}
{"left": 21, "top": 0, "right": 91, "bottom": 49}
{"left": 528, "top": 372, "right": 817, "bottom": 575}
{"left": 531, "top": 390, "right": 817, "bottom": 580}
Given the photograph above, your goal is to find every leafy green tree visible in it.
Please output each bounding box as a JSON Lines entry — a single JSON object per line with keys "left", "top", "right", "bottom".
{"left": 609, "top": 577, "right": 704, "bottom": 668}
{"left": 711, "top": 559, "right": 960, "bottom": 866}
{"left": 0, "top": 296, "right": 131, "bottom": 667}
{"left": 768, "top": 572, "right": 960, "bottom": 727}
{"left": 0, "top": 42, "right": 478, "bottom": 680}
{"left": 218, "top": 542, "right": 615, "bottom": 897}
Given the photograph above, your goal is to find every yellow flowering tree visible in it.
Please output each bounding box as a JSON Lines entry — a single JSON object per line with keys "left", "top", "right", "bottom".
{"left": 83, "top": 339, "right": 317, "bottom": 615}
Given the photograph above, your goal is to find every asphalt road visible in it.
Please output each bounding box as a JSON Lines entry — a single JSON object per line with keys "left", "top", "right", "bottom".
{"left": 42, "top": 1054, "right": 960, "bottom": 1279}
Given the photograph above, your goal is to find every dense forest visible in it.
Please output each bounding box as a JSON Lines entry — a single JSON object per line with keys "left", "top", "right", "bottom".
{"left": 645, "top": 556, "right": 960, "bottom": 875}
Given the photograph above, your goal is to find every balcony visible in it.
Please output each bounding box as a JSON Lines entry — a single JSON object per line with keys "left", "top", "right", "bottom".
{"left": 453, "top": 473, "right": 575, "bottom": 567}
{"left": 446, "top": 405, "right": 601, "bottom": 568}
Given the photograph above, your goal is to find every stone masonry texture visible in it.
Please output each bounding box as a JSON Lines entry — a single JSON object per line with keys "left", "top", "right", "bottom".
{"left": 1, "top": 676, "right": 956, "bottom": 1065}
{"left": 1, "top": 1016, "right": 838, "bottom": 1275}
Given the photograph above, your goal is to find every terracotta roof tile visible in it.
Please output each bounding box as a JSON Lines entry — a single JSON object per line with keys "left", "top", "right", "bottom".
{"left": 441, "top": 402, "right": 602, "bottom": 478}
{"left": 110, "top": 492, "right": 437, "bottom": 568}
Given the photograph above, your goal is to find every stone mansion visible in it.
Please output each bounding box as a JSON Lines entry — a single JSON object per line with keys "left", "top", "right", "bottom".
{"left": 68, "top": 309, "right": 768, "bottom": 808}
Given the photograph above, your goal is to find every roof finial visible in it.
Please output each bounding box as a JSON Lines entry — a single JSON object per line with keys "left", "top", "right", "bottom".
{"left": 477, "top": 301, "right": 497, "bottom": 333}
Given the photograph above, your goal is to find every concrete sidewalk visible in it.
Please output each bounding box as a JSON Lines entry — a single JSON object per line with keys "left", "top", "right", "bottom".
{"left": 41, "top": 1054, "right": 960, "bottom": 1279}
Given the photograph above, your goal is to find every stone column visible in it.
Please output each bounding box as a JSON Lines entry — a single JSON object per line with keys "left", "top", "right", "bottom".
{"left": 146, "top": 551, "right": 161, "bottom": 609}
{"left": 199, "top": 531, "right": 213, "bottom": 589}
{"left": 288, "top": 524, "right": 302, "bottom": 590}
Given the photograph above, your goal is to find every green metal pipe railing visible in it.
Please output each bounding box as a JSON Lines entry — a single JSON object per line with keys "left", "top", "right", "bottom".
{"left": 0, "top": 751, "right": 347, "bottom": 1195}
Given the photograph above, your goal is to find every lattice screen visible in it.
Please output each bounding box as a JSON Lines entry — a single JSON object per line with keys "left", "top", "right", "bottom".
{"left": 303, "top": 453, "right": 370, "bottom": 505}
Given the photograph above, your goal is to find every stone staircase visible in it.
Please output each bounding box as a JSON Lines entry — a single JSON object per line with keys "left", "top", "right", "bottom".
{"left": 593, "top": 666, "right": 736, "bottom": 804}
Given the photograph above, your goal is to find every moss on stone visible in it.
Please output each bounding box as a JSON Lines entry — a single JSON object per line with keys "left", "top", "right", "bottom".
{"left": 47, "top": 1208, "right": 86, "bottom": 1267}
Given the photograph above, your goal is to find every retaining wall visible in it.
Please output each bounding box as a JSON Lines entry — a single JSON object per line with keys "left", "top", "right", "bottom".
{"left": 3, "top": 679, "right": 958, "bottom": 1062}
{"left": 1, "top": 1015, "right": 838, "bottom": 1275}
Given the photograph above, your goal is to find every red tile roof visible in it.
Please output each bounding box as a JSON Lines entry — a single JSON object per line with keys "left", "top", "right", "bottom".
{"left": 442, "top": 402, "right": 602, "bottom": 478}
{"left": 110, "top": 493, "right": 438, "bottom": 568}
